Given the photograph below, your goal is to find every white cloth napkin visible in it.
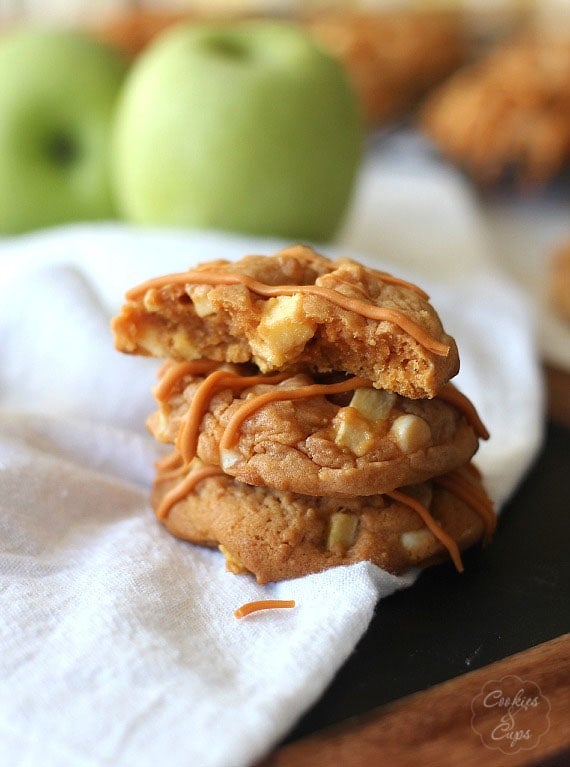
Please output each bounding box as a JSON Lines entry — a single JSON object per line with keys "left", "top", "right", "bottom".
{"left": 0, "top": 219, "right": 543, "bottom": 767}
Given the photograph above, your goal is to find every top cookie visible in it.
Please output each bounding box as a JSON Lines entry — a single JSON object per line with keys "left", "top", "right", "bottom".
{"left": 112, "top": 245, "right": 459, "bottom": 399}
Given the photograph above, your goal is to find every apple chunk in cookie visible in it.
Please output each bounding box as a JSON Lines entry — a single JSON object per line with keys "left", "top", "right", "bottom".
{"left": 112, "top": 244, "right": 459, "bottom": 399}
{"left": 146, "top": 364, "right": 487, "bottom": 498}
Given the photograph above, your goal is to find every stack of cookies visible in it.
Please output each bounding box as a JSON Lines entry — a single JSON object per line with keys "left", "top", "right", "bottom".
{"left": 112, "top": 245, "right": 495, "bottom": 583}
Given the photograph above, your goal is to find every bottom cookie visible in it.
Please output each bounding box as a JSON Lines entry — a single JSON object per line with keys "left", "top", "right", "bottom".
{"left": 151, "top": 458, "right": 494, "bottom": 583}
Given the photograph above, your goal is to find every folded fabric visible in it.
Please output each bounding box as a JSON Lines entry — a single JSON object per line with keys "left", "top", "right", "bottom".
{"left": 0, "top": 224, "right": 543, "bottom": 767}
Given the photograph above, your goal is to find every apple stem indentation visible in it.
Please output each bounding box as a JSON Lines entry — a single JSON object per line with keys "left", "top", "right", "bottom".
{"left": 47, "top": 131, "right": 79, "bottom": 167}
{"left": 203, "top": 35, "right": 249, "bottom": 63}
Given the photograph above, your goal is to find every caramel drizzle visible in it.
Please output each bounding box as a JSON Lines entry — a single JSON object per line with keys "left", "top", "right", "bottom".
{"left": 154, "top": 460, "right": 465, "bottom": 571}
{"left": 386, "top": 488, "right": 465, "bottom": 572}
{"left": 154, "top": 458, "right": 493, "bottom": 573}
{"left": 156, "top": 359, "right": 177, "bottom": 379}
{"left": 154, "top": 359, "right": 221, "bottom": 403}
{"left": 438, "top": 383, "right": 490, "bottom": 440}
{"left": 157, "top": 364, "right": 488, "bottom": 472}
{"left": 126, "top": 270, "right": 449, "bottom": 357}
{"left": 155, "top": 463, "right": 224, "bottom": 520}
{"left": 155, "top": 449, "right": 183, "bottom": 471}
{"left": 153, "top": 451, "right": 188, "bottom": 485}
{"left": 220, "top": 376, "right": 373, "bottom": 452}
{"left": 435, "top": 469, "right": 496, "bottom": 542}
{"left": 213, "top": 375, "right": 486, "bottom": 455}
{"left": 177, "top": 370, "right": 292, "bottom": 463}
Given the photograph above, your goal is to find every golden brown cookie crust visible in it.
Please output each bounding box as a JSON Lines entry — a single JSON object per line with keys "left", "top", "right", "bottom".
{"left": 152, "top": 465, "right": 487, "bottom": 583}
{"left": 148, "top": 368, "right": 480, "bottom": 497}
{"left": 112, "top": 245, "right": 459, "bottom": 399}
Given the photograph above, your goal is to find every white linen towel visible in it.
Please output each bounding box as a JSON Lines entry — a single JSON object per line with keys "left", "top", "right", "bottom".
{"left": 0, "top": 223, "right": 543, "bottom": 767}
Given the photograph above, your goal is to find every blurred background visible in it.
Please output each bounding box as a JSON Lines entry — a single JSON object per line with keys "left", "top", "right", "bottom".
{"left": 0, "top": 0, "right": 569, "bottom": 422}
{"left": 0, "top": 0, "right": 568, "bottom": 40}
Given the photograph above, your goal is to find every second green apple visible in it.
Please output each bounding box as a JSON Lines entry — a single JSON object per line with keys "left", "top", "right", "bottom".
{"left": 112, "top": 20, "right": 363, "bottom": 242}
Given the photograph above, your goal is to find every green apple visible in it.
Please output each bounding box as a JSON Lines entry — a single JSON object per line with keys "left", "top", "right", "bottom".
{"left": 0, "top": 28, "right": 127, "bottom": 235}
{"left": 113, "top": 20, "right": 363, "bottom": 242}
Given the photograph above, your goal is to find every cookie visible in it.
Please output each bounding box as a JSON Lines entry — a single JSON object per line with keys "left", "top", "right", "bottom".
{"left": 112, "top": 245, "right": 459, "bottom": 399}
{"left": 147, "top": 363, "right": 486, "bottom": 497}
{"left": 303, "top": 9, "right": 465, "bottom": 127}
{"left": 421, "top": 35, "right": 570, "bottom": 186}
{"left": 151, "top": 458, "right": 494, "bottom": 583}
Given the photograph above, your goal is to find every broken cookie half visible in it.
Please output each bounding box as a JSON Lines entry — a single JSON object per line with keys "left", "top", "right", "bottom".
{"left": 112, "top": 244, "right": 459, "bottom": 400}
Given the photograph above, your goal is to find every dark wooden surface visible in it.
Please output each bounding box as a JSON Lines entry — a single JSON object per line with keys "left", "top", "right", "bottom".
{"left": 262, "top": 366, "right": 570, "bottom": 765}
{"left": 261, "top": 635, "right": 569, "bottom": 767}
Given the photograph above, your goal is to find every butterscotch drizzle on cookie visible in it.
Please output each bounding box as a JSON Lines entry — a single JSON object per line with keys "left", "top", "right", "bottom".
{"left": 153, "top": 362, "right": 488, "bottom": 473}
{"left": 219, "top": 376, "right": 375, "bottom": 455}
{"left": 386, "top": 488, "right": 464, "bottom": 572}
{"left": 437, "top": 384, "right": 489, "bottom": 440}
{"left": 179, "top": 370, "right": 293, "bottom": 463}
{"left": 150, "top": 355, "right": 495, "bottom": 574}
{"left": 435, "top": 467, "right": 496, "bottom": 541}
{"left": 126, "top": 268, "right": 450, "bottom": 357}
{"left": 155, "top": 461, "right": 224, "bottom": 520}
{"left": 154, "top": 359, "right": 221, "bottom": 402}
